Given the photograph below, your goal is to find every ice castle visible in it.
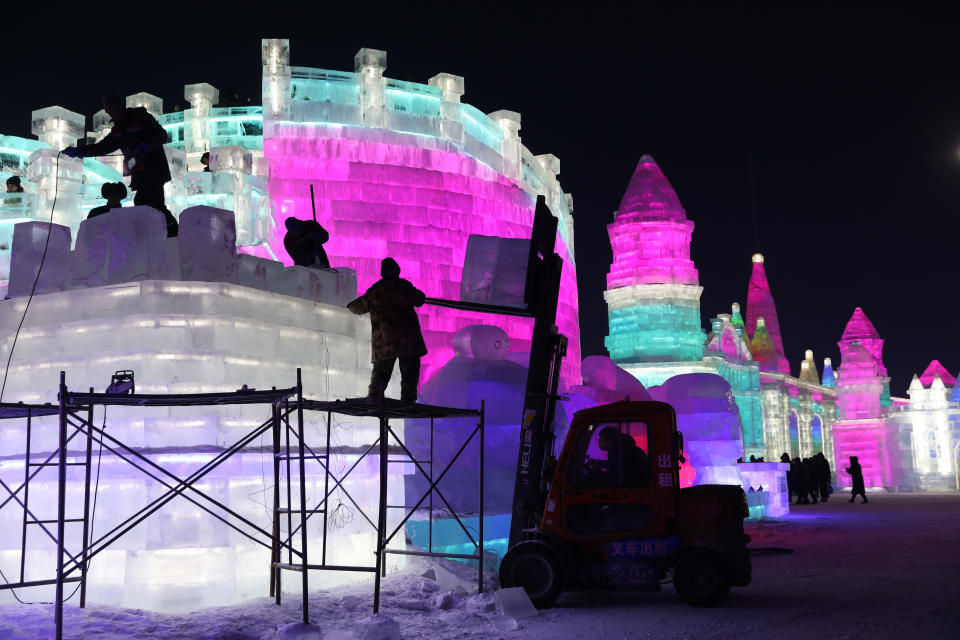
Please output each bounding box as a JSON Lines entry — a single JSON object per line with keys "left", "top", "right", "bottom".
{"left": 0, "top": 40, "right": 580, "bottom": 610}
{"left": 1, "top": 35, "right": 957, "bottom": 616}
{"left": 604, "top": 155, "right": 960, "bottom": 495}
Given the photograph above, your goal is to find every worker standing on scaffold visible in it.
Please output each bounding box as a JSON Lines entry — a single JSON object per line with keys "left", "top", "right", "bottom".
{"left": 347, "top": 257, "right": 427, "bottom": 403}
{"left": 62, "top": 92, "right": 178, "bottom": 237}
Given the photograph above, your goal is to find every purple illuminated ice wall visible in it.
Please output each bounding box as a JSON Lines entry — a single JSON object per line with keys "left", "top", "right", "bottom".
{"left": 260, "top": 43, "right": 581, "bottom": 387}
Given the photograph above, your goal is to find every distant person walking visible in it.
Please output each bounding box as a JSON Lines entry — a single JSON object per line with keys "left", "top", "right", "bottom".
{"left": 347, "top": 257, "right": 427, "bottom": 403}
{"left": 845, "top": 456, "right": 868, "bottom": 503}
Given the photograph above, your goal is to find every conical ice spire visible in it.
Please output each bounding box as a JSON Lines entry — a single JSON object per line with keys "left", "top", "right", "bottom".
{"left": 615, "top": 155, "right": 687, "bottom": 222}
{"left": 745, "top": 254, "right": 790, "bottom": 374}
{"left": 799, "top": 349, "right": 820, "bottom": 384}
{"left": 822, "top": 357, "right": 836, "bottom": 387}
{"left": 838, "top": 307, "right": 886, "bottom": 374}
{"left": 750, "top": 317, "right": 778, "bottom": 370}
{"left": 919, "top": 360, "right": 956, "bottom": 387}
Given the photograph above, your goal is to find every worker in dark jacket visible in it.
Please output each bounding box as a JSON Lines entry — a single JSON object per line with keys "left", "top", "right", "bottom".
{"left": 845, "top": 455, "right": 867, "bottom": 503}
{"left": 347, "top": 258, "right": 427, "bottom": 402}
{"left": 62, "top": 92, "right": 178, "bottom": 237}
{"left": 87, "top": 182, "right": 127, "bottom": 218}
{"left": 284, "top": 217, "right": 330, "bottom": 268}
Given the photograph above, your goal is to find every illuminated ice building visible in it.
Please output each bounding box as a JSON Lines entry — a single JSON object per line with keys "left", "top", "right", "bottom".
{"left": 605, "top": 156, "right": 960, "bottom": 494}
{"left": 0, "top": 41, "right": 580, "bottom": 610}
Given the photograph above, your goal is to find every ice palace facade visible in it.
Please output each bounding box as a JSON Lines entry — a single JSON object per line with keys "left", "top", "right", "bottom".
{"left": 0, "top": 39, "right": 957, "bottom": 612}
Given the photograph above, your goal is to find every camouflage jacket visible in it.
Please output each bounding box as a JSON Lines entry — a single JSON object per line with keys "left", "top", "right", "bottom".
{"left": 348, "top": 277, "right": 427, "bottom": 361}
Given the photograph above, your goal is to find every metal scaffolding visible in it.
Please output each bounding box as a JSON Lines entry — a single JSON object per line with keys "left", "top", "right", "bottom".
{"left": 272, "top": 397, "right": 485, "bottom": 622}
{"left": 1, "top": 370, "right": 298, "bottom": 639}
{"left": 0, "top": 370, "right": 487, "bottom": 637}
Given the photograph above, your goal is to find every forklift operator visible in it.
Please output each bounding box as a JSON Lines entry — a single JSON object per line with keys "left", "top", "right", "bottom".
{"left": 586, "top": 426, "right": 651, "bottom": 488}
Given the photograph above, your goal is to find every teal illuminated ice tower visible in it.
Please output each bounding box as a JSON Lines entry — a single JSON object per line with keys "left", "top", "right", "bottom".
{"left": 605, "top": 155, "right": 704, "bottom": 363}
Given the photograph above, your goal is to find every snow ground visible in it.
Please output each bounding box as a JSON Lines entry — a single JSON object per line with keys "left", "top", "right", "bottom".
{"left": 1, "top": 493, "right": 958, "bottom": 639}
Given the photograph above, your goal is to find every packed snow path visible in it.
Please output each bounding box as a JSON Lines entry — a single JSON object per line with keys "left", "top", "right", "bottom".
{"left": 1, "top": 493, "right": 958, "bottom": 639}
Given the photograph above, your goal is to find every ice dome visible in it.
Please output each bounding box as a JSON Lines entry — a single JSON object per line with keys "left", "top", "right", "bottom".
{"left": 647, "top": 373, "right": 744, "bottom": 486}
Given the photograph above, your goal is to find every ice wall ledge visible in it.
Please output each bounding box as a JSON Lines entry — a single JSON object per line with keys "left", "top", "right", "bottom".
{"left": 2, "top": 205, "right": 356, "bottom": 308}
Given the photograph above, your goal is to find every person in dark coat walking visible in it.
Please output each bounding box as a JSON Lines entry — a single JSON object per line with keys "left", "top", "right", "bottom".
{"left": 62, "top": 92, "right": 178, "bottom": 237}
{"left": 791, "top": 457, "right": 806, "bottom": 503}
{"left": 814, "top": 452, "right": 832, "bottom": 502}
{"left": 284, "top": 217, "right": 330, "bottom": 269}
{"left": 845, "top": 455, "right": 868, "bottom": 503}
{"left": 347, "top": 257, "right": 427, "bottom": 402}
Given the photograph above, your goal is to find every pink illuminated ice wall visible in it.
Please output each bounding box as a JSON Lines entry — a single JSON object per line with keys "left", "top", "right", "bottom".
{"left": 832, "top": 307, "right": 898, "bottom": 489}
{"left": 745, "top": 254, "right": 791, "bottom": 374}
{"left": 260, "top": 43, "right": 580, "bottom": 388}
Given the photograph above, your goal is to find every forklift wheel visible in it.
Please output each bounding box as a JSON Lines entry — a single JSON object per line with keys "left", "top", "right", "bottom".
{"left": 673, "top": 552, "right": 731, "bottom": 607}
{"left": 499, "top": 541, "right": 566, "bottom": 608}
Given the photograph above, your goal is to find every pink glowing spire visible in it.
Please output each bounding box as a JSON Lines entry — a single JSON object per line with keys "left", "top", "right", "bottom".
{"left": 606, "top": 155, "right": 698, "bottom": 288}
{"left": 616, "top": 154, "right": 687, "bottom": 222}
{"left": 744, "top": 253, "right": 790, "bottom": 374}
{"left": 839, "top": 307, "right": 886, "bottom": 375}
{"left": 919, "top": 360, "right": 956, "bottom": 387}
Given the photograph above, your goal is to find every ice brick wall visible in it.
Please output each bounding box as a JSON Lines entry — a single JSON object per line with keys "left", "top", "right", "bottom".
{"left": 262, "top": 44, "right": 581, "bottom": 389}
{"left": 0, "top": 207, "right": 416, "bottom": 611}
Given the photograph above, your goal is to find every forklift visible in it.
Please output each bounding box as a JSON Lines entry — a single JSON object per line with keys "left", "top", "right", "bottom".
{"left": 428, "top": 196, "right": 751, "bottom": 608}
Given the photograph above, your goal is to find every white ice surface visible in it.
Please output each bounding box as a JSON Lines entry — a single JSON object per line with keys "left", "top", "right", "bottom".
{"left": 1, "top": 494, "right": 957, "bottom": 639}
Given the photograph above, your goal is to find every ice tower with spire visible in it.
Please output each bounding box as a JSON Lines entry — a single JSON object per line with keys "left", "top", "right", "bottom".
{"left": 605, "top": 155, "right": 704, "bottom": 364}
{"left": 745, "top": 253, "right": 791, "bottom": 374}
{"left": 833, "top": 307, "right": 899, "bottom": 489}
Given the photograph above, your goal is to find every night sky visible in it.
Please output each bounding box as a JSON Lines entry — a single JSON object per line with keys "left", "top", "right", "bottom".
{"left": 4, "top": 4, "right": 958, "bottom": 395}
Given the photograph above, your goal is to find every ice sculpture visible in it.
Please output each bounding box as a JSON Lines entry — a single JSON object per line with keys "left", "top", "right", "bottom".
{"left": 832, "top": 307, "right": 897, "bottom": 489}
{"left": 605, "top": 155, "right": 704, "bottom": 364}
{"left": 410, "top": 324, "right": 527, "bottom": 516}
{"left": 887, "top": 362, "right": 959, "bottom": 490}
{"left": 799, "top": 350, "right": 820, "bottom": 384}
{"left": 646, "top": 373, "right": 744, "bottom": 486}
{"left": 821, "top": 357, "right": 836, "bottom": 387}
{"left": 918, "top": 360, "right": 956, "bottom": 387}
{"left": 745, "top": 254, "right": 790, "bottom": 374}
{"left": 460, "top": 234, "right": 529, "bottom": 308}
{"left": 749, "top": 317, "right": 777, "bottom": 370}
{"left": 571, "top": 355, "right": 651, "bottom": 404}
{"left": 8, "top": 221, "right": 72, "bottom": 296}
{"left": 0, "top": 207, "right": 408, "bottom": 611}
{"left": 261, "top": 43, "right": 580, "bottom": 389}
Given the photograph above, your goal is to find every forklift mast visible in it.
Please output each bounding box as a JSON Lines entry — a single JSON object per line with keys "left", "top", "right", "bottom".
{"left": 507, "top": 199, "right": 566, "bottom": 548}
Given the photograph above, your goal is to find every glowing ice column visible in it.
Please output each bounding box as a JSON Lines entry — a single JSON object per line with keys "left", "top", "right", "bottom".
{"left": 126, "top": 91, "right": 164, "bottom": 117}
{"left": 261, "top": 38, "right": 291, "bottom": 121}
{"left": 88, "top": 109, "right": 125, "bottom": 175}
{"left": 355, "top": 48, "right": 388, "bottom": 129}
{"left": 744, "top": 253, "right": 790, "bottom": 374}
{"left": 29, "top": 106, "right": 85, "bottom": 231}
{"left": 604, "top": 155, "right": 703, "bottom": 363}
{"left": 489, "top": 110, "right": 522, "bottom": 181}
{"left": 183, "top": 82, "right": 219, "bottom": 157}
{"left": 822, "top": 357, "right": 836, "bottom": 387}
{"left": 429, "top": 73, "right": 465, "bottom": 144}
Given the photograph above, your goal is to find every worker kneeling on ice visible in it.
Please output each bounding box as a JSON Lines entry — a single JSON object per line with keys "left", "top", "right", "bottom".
{"left": 348, "top": 257, "right": 427, "bottom": 403}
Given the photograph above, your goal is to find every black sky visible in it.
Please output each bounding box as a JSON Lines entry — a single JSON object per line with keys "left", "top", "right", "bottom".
{"left": 5, "top": 2, "right": 958, "bottom": 394}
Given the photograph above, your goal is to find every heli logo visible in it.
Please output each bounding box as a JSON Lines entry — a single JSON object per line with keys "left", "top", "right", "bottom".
{"left": 519, "top": 411, "right": 536, "bottom": 479}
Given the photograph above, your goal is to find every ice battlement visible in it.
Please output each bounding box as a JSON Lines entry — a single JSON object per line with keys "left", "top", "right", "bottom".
{"left": 3, "top": 205, "right": 356, "bottom": 306}
{"left": 261, "top": 41, "right": 575, "bottom": 248}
